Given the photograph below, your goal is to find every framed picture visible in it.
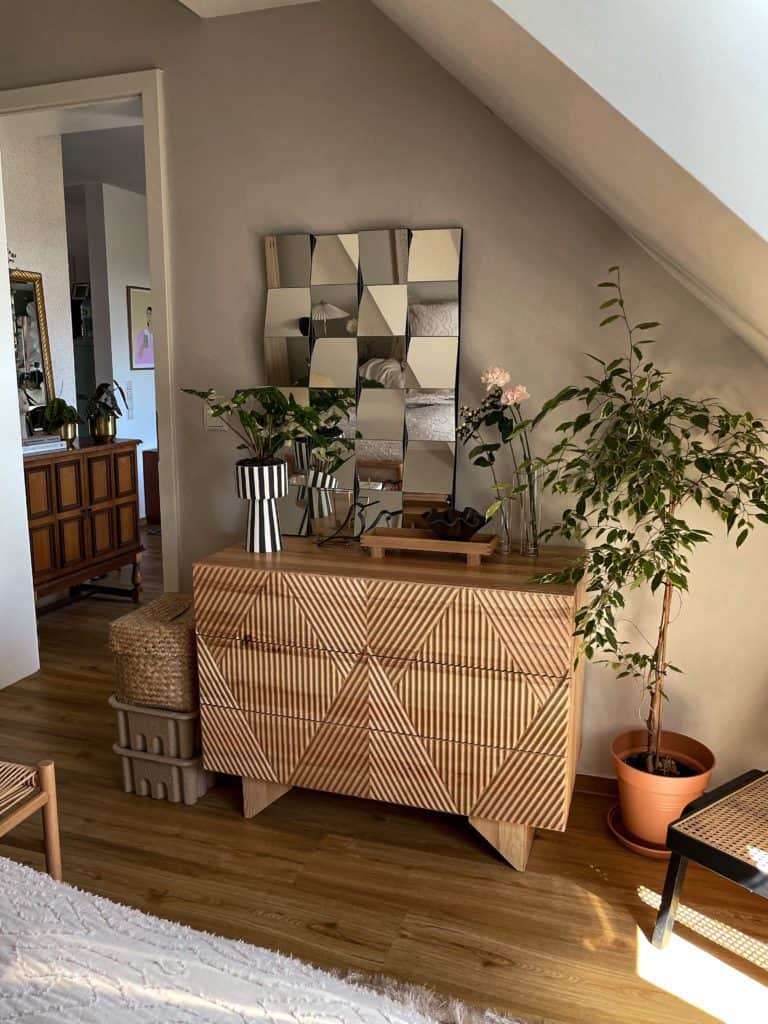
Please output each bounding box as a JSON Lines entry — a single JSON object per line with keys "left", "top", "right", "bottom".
{"left": 127, "top": 285, "right": 154, "bottom": 370}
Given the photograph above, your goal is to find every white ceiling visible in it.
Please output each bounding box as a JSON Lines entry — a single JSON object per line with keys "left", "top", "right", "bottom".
{"left": 177, "top": 0, "right": 317, "bottom": 16}
{"left": 0, "top": 98, "right": 142, "bottom": 145}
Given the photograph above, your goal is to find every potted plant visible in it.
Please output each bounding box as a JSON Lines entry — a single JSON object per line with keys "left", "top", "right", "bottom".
{"left": 536, "top": 267, "right": 768, "bottom": 851}
{"left": 43, "top": 397, "right": 82, "bottom": 448}
{"left": 86, "top": 380, "right": 127, "bottom": 443}
{"left": 182, "top": 386, "right": 319, "bottom": 553}
{"left": 458, "top": 371, "right": 539, "bottom": 555}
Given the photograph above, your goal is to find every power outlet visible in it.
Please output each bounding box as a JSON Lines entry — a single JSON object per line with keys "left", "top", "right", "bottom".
{"left": 203, "top": 396, "right": 227, "bottom": 431}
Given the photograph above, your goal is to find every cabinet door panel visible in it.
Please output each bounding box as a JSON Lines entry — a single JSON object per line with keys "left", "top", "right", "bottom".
{"left": 55, "top": 457, "right": 84, "bottom": 513}
{"left": 114, "top": 449, "right": 137, "bottom": 498}
{"left": 115, "top": 499, "right": 139, "bottom": 549}
{"left": 58, "top": 514, "right": 87, "bottom": 569}
{"left": 29, "top": 523, "right": 57, "bottom": 578}
{"left": 90, "top": 507, "right": 115, "bottom": 559}
{"left": 86, "top": 452, "right": 113, "bottom": 505}
{"left": 25, "top": 464, "right": 54, "bottom": 520}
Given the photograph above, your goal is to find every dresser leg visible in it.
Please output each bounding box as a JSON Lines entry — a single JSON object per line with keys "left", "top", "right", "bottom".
{"left": 131, "top": 552, "right": 143, "bottom": 603}
{"left": 468, "top": 817, "right": 535, "bottom": 870}
{"left": 242, "top": 778, "right": 291, "bottom": 819}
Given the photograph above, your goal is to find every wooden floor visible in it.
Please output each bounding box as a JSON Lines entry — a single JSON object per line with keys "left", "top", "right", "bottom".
{"left": 1, "top": 531, "right": 766, "bottom": 1024}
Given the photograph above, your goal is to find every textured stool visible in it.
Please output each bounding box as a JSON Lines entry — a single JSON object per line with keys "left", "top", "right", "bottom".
{"left": 0, "top": 759, "right": 62, "bottom": 879}
{"left": 652, "top": 769, "right": 768, "bottom": 948}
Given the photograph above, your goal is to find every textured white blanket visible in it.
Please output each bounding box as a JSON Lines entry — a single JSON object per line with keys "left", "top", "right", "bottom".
{"left": 0, "top": 857, "right": 434, "bottom": 1024}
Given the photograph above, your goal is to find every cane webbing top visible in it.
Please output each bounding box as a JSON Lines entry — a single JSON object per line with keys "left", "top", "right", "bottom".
{"left": 0, "top": 760, "right": 38, "bottom": 818}
{"left": 672, "top": 773, "right": 768, "bottom": 873}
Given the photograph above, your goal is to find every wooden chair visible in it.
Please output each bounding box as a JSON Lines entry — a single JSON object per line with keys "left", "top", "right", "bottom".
{"left": 652, "top": 769, "right": 768, "bottom": 948}
{"left": 0, "top": 759, "right": 62, "bottom": 880}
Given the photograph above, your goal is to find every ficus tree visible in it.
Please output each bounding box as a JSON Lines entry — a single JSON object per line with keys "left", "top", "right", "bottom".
{"left": 535, "top": 267, "right": 768, "bottom": 774}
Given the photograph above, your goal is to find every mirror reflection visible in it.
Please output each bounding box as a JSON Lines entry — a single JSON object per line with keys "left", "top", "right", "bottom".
{"left": 265, "top": 287, "right": 311, "bottom": 337}
{"left": 265, "top": 337, "right": 310, "bottom": 386}
{"left": 13, "top": 270, "right": 54, "bottom": 429}
{"left": 311, "top": 233, "right": 359, "bottom": 285}
{"left": 358, "top": 336, "right": 408, "bottom": 388}
{"left": 359, "top": 229, "right": 408, "bottom": 284}
{"left": 358, "top": 285, "right": 408, "bottom": 336}
{"left": 309, "top": 338, "right": 358, "bottom": 388}
{"left": 356, "top": 439, "right": 404, "bottom": 491}
{"left": 357, "top": 389, "right": 405, "bottom": 440}
{"left": 407, "top": 337, "right": 458, "bottom": 388}
{"left": 405, "top": 389, "right": 456, "bottom": 442}
{"left": 310, "top": 284, "right": 357, "bottom": 337}
{"left": 408, "top": 228, "right": 461, "bottom": 282}
{"left": 408, "top": 282, "right": 459, "bottom": 337}
{"left": 270, "top": 234, "right": 312, "bottom": 287}
{"left": 403, "top": 440, "right": 455, "bottom": 494}
{"left": 262, "top": 227, "right": 462, "bottom": 533}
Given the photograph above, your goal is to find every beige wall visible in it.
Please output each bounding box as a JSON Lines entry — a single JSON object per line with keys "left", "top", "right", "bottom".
{"left": 2, "top": 136, "right": 76, "bottom": 409}
{"left": 0, "top": 0, "right": 766, "bottom": 781}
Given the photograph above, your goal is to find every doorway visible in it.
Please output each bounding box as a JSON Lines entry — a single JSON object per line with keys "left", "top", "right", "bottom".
{"left": 0, "top": 73, "right": 177, "bottom": 622}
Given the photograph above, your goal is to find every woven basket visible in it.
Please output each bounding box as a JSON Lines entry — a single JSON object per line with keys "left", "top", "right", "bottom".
{"left": 109, "top": 594, "right": 197, "bottom": 712}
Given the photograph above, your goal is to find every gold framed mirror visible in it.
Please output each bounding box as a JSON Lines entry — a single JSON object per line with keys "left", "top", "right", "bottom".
{"left": 11, "top": 269, "right": 55, "bottom": 422}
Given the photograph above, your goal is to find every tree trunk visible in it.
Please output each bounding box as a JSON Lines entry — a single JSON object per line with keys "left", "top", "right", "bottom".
{"left": 646, "top": 577, "right": 674, "bottom": 772}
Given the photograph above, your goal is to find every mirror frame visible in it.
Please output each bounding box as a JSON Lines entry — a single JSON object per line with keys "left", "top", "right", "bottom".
{"left": 11, "top": 268, "right": 55, "bottom": 403}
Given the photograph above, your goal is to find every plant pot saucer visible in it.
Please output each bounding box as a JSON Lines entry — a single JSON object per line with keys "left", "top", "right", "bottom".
{"left": 606, "top": 803, "right": 671, "bottom": 860}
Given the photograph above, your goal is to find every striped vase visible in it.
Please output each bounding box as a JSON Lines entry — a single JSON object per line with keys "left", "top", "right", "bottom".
{"left": 306, "top": 466, "right": 339, "bottom": 520}
{"left": 234, "top": 459, "right": 289, "bottom": 554}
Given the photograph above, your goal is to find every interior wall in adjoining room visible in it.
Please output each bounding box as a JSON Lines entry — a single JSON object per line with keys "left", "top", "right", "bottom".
{"left": 0, "top": 151, "right": 38, "bottom": 687}
{"left": 0, "top": 0, "right": 766, "bottom": 781}
{"left": 1, "top": 135, "right": 76, "bottom": 408}
{"left": 86, "top": 182, "right": 155, "bottom": 515}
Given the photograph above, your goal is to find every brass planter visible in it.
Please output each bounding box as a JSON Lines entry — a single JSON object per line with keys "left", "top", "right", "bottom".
{"left": 58, "top": 422, "right": 77, "bottom": 448}
{"left": 91, "top": 413, "right": 117, "bottom": 443}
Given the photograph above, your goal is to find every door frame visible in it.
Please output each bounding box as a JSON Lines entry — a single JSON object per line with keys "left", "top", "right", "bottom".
{"left": 0, "top": 70, "right": 179, "bottom": 590}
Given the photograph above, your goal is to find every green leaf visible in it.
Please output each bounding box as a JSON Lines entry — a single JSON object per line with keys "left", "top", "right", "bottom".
{"left": 599, "top": 298, "right": 619, "bottom": 309}
{"left": 600, "top": 315, "right": 621, "bottom": 326}
{"left": 736, "top": 528, "right": 749, "bottom": 548}
{"left": 634, "top": 321, "right": 661, "bottom": 330}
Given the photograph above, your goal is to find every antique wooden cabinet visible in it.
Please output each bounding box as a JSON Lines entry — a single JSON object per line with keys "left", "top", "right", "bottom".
{"left": 193, "top": 538, "right": 585, "bottom": 869}
{"left": 23, "top": 439, "right": 143, "bottom": 601}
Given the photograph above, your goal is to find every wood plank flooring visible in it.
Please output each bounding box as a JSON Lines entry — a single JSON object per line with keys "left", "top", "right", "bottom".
{"left": 1, "top": 532, "right": 766, "bottom": 1024}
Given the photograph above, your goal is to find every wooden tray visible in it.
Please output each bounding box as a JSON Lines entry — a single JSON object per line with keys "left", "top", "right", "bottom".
{"left": 359, "top": 528, "right": 498, "bottom": 566}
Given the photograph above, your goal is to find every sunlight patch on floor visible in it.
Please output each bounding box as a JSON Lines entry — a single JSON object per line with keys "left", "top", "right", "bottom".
{"left": 636, "top": 927, "right": 768, "bottom": 1024}
{"left": 637, "top": 885, "right": 768, "bottom": 971}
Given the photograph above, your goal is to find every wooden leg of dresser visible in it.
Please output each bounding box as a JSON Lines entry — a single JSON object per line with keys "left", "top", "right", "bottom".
{"left": 468, "top": 817, "right": 535, "bottom": 870}
{"left": 242, "top": 778, "right": 291, "bottom": 819}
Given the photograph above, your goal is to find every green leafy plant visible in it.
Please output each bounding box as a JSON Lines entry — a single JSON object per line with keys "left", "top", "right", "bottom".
{"left": 86, "top": 380, "right": 127, "bottom": 420}
{"left": 306, "top": 388, "right": 360, "bottom": 475}
{"left": 535, "top": 267, "right": 768, "bottom": 773}
{"left": 43, "top": 397, "right": 82, "bottom": 431}
{"left": 182, "top": 386, "right": 321, "bottom": 463}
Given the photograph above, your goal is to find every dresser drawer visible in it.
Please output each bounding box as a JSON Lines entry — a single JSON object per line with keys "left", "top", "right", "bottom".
{"left": 193, "top": 563, "right": 365, "bottom": 653}
{"left": 198, "top": 635, "right": 362, "bottom": 723}
{"left": 198, "top": 636, "right": 568, "bottom": 755}
{"left": 200, "top": 704, "right": 570, "bottom": 827}
{"left": 366, "top": 578, "right": 574, "bottom": 675}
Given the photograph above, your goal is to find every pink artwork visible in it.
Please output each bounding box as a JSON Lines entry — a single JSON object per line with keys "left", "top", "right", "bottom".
{"left": 128, "top": 286, "right": 154, "bottom": 370}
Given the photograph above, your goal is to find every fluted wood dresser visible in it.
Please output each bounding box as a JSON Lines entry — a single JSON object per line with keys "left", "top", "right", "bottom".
{"left": 193, "top": 538, "right": 585, "bottom": 869}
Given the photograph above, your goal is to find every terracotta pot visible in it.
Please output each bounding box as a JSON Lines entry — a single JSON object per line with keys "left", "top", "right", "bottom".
{"left": 611, "top": 729, "right": 714, "bottom": 847}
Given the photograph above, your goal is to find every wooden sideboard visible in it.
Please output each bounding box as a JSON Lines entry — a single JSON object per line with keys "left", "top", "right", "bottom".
{"left": 24, "top": 439, "right": 143, "bottom": 602}
{"left": 193, "top": 538, "right": 585, "bottom": 869}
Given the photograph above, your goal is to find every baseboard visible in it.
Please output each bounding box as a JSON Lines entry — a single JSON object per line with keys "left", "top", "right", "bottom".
{"left": 575, "top": 773, "right": 618, "bottom": 797}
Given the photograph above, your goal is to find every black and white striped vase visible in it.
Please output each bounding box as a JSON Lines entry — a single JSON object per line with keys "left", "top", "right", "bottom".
{"left": 306, "top": 466, "right": 339, "bottom": 520}
{"left": 234, "top": 459, "right": 289, "bottom": 554}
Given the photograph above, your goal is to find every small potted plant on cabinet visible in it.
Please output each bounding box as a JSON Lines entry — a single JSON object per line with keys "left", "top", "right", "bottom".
{"left": 183, "top": 386, "right": 319, "bottom": 553}
{"left": 536, "top": 267, "right": 768, "bottom": 853}
{"left": 43, "top": 397, "right": 82, "bottom": 448}
{"left": 86, "top": 380, "right": 127, "bottom": 443}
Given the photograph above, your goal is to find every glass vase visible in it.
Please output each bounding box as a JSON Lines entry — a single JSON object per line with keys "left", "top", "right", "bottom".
{"left": 515, "top": 467, "right": 541, "bottom": 557}
{"left": 494, "top": 495, "right": 515, "bottom": 555}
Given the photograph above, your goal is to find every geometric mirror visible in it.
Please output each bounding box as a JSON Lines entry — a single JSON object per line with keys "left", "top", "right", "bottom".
{"left": 264, "top": 227, "right": 462, "bottom": 535}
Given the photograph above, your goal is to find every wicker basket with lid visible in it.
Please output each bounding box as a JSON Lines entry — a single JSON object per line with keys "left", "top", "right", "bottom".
{"left": 109, "top": 594, "right": 197, "bottom": 712}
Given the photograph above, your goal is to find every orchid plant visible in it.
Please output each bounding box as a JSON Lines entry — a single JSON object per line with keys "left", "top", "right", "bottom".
{"left": 458, "top": 368, "right": 540, "bottom": 553}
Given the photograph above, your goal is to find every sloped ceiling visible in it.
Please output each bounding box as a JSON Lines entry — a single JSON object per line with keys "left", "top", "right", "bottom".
{"left": 371, "top": 0, "right": 768, "bottom": 360}
{"left": 176, "top": 0, "right": 316, "bottom": 15}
